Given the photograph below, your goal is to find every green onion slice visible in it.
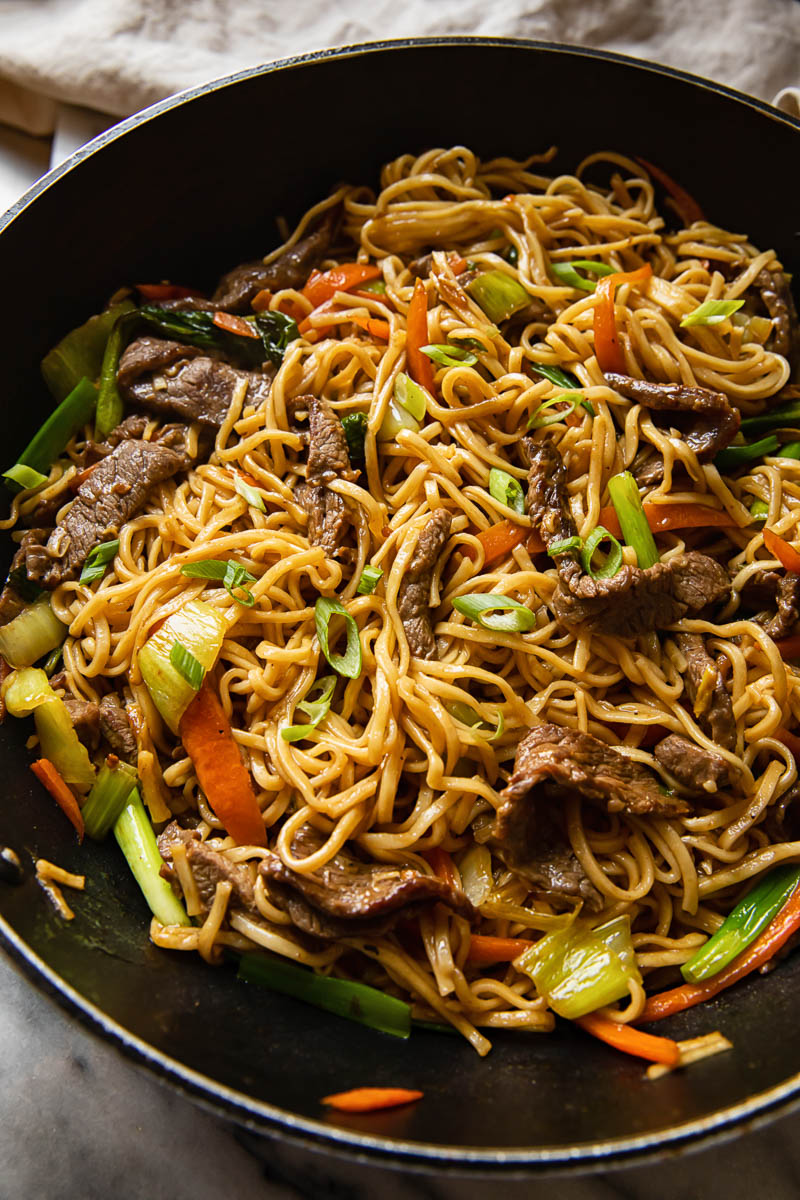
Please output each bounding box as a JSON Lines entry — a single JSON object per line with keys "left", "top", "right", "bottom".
{"left": 580, "top": 526, "right": 624, "bottom": 579}
{"left": 680, "top": 298, "right": 746, "bottom": 328}
{"left": 169, "top": 640, "right": 204, "bottom": 690}
{"left": 180, "top": 559, "right": 257, "bottom": 607}
{"left": 550, "top": 260, "right": 616, "bottom": 293}
{"left": 358, "top": 278, "right": 387, "bottom": 295}
{"left": 607, "top": 471, "right": 660, "bottom": 569}
{"left": 488, "top": 467, "right": 525, "bottom": 515}
{"left": 79, "top": 539, "right": 120, "bottom": 585}
{"left": 234, "top": 475, "right": 266, "bottom": 512}
{"left": 750, "top": 498, "right": 769, "bottom": 522}
{"left": 420, "top": 343, "right": 478, "bottom": 368}
{"left": 714, "top": 435, "right": 779, "bottom": 472}
{"left": 281, "top": 674, "right": 336, "bottom": 743}
{"left": 314, "top": 596, "right": 362, "bottom": 679}
{"left": 465, "top": 270, "right": 530, "bottom": 323}
{"left": 452, "top": 593, "right": 537, "bottom": 633}
{"left": 740, "top": 400, "right": 800, "bottom": 437}
{"left": 341, "top": 412, "right": 367, "bottom": 467}
{"left": 527, "top": 393, "right": 581, "bottom": 429}
{"left": 356, "top": 565, "right": 383, "bottom": 595}
{"left": 394, "top": 372, "right": 428, "bottom": 420}
{"left": 547, "top": 535, "right": 583, "bottom": 557}
{"left": 445, "top": 701, "right": 504, "bottom": 741}
{"left": 3, "top": 464, "right": 48, "bottom": 490}
{"left": 531, "top": 363, "right": 580, "bottom": 390}
{"left": 778, "top": 441, "right": 800, "bottom": 461}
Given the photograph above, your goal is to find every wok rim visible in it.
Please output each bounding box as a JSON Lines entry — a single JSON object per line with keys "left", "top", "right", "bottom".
{"left": 2, "top": 35, "right": 800, "bottom": 1171}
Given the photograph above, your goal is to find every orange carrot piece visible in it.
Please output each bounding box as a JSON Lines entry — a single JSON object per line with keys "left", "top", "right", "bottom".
{"left": 636, "top": 158, "right": 705, "bottom": 226}
{"left": 764, "top": 527, "right": 800, "bottom": 574}
{"left": 321, "top": 1087, "right": 423, "bottom": 1113}
{"left": 448, "top": 254, "right": 468, "bottom": 274}
{"left": 213, "top": 311, "right": 259, "bottom": 338}
{"left": 597, "top": 502, "right": 738, "bottom": 539}
{"left": 576, "top": 1013, "right": 680, "bottom": 1066}
{"left": 423, "top": 847, "right": 458, "bottom": 888}
{"left": 179, "top": 682, "right": 266, "bottom": 846}
{"left": 352, "top": 316, "right": 390, "bottom": 340}
{"left": 594, "top": 263, "right": 652, "bottom": 374}
{"left": 406, "top": 277, "right": 437, "bottom": 394}
{"left": 251, "top": 288, "right": 273, "bottom": 312}
{"left": 30, "top": 759, "right": 84, "bottom": 843}
{"left": 467, "top": 935, "right": 534, "bottom": 965}
{"left": 640, "top": 879, "right": 800, "bottom": 1022}
{"left": 476, "top": 520, "right": 528, "bottom": 564}
{"left": 302, "top": 263, "right": 381, "bottom": 308}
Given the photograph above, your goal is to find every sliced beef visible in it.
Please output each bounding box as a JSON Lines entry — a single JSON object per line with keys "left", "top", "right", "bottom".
{"left": 409, "top": 252, "right": 433, "bottom": 279}
{"left": 604, "top": 373, "right": 740, "bottom": 462}
{"left": 27, "top": 435, "right": 189, "bottom": 588}
{"left": 499, "top": 723, "right": 688, "bottom": 819}
{"left": 526, "top": 437, "right": 730, "bottom": 636}
{"left": 121, "top": 353, "right": 259, "bottom": 429}
{"left": 260, "top": 824, "right": 475, "bottom": 940}
{"left": 0, "top": 529, "right": 49, "bottom": 625}
{"left": 296, "top": 485, "right": 353, "bottom": 561}
{"left": 630, "top": 446, "right": 668, "bottom": 488}
{"left": 63, "top": 698, "right": 101, "bottom": 751}
{"left": 75, "top": 414, "right": 152, "bottom": 474}
{"left": 654, "top": 733, "right": 729, "bottom": 792}
{"left": 397, "top": 509, "right": 453, "bottom": 658}
{"left": 764, "top": 574, "right": 800, "bottom": 641}
{"left": 675, "top": 632, "right": 736, "bottom": 751}
{"left": 295, "top": 394, "right": 357, "bottom": 561}
{"left": 158, "top": 822, "right": 255, "bottom": 913}
{"left": 755, "top": 267, "right": 798, "bottom": 361}
{"left": 98, "top": 696, "right": 137, "bottom": 764}
{"left": 117, "top": 336, "right": 202, "bottom": 390}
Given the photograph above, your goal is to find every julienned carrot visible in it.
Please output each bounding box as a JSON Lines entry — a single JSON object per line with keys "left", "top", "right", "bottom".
{"left": 406, "top": 277, "right": 437, "bottom": 394}
{"left": 636, "top": 158, "right": 705, "bottom": 226}
{"left": 576, "top": 1013, "right": 680, "bottom": 1066}
{"left": 597, "top": 502, "right": 739, "bottom": 539}
{"left": 474, "top": 520, "right": 527, "bottom": 564}
{"left": 423, "top": 846, "right": 458, "bottom": 888}
{"left": 321, "top": 1087, "right": 423, "bottom": 1113}
{"left": 594, "top": 263, "right": 652, "bottom": 374}
{"left": 640, "top": 877, "right": 800, "bottom": 1022}
{"left": 353, "top": 316, "right": 391, "bottom": 341}
{"left": 179, "top": 682, "right": 266, "bottom": 846}
{"left": 30, "top": 759, "right": 84, "bottom": 842}
{"left": 251, "top": 288, "right": 273, "bottom": 312}
{"left": 302, "top": 263, "right": 381, "bottom": 308}
{"left": 467, "top": 935, "right": 534, "bottom": 965}
{"left": 213, "top": 311, "right": 259, "bottom": 338}
{"left": 764, "top": 527, "right": 800, "bottom": 574}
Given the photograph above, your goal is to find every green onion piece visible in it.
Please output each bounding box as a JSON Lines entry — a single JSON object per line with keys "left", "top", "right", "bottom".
{"left": 714, "top": 434, "right": 779, "bottom": 472}
{"left": 505, "top": 244, "right": 519, "bottom": 267}
{"left": 0, "top": 600, "right": 67, "bottom": 669}
{"left": 488, "top": 467, "right": 525, "bottom": 515}
{"left": 43, "top": 645, "right": 63, "bottom": 677}
{"left": 114, "top": 789, "right": 191, "bottom": 926}
{"left": 451, "top": 336, "right": 486, "bottom": 352}
{"left": 358, "top": 278, "right": 387, "bottom": 295}
{"left": 169, "top": 641, "right": 204, "bottom": 690}
{"left": 527, "top": 393, "right": 581, "bottom": 430}
{"left": 458, "top": 844, "right": 493, "bottom": 906}
{"left": 2, "top": 464, "right": 48, "bottom": 491}
{"left": 580, "top": 526, "right": 624, "bottom": 579}
{"left": 446, "top": 701, "right": 483, "bottom": 727}
{"left": 778, "top": 441, "right": 800, "bottom": 460}
{"left": 82, "top": 759, "right": 139, "bottom": 841}
{"left": 315, "top": 596, "right": 362, "bottom": 678}
{"left": 234, "top": 475, "right": 266, "bottom": 512}
{"left": 420, "top": 343, "right": 478, "bottom": 368}
{"left": 180, "top": 558, "right": 257, "bottom": 607}
{"left": 340, "top": 412, "right": 367, "bottom": 467}
{"left": 79, "top": 538, "right": 120, "bottom": 585}
{"left": 281, "top": 674, "right": 337, "bottom": 743}
{"left": 490, "top": 709, "right": 505, "bottom": 742}
{"left": 6, "top": 376, "right": 97, "bottom": 483}
{"left": 550, "top": 260, "right": 615, "bottom": 293}
{"left": 680, "top": 298, "right": 746, "bottom": 328}
{"left": 607, "top": 471, "right": 659, "bottom": 569}
{"left": 378, "top": 396, "right": 420, "bottom": 442}
{"left": 35, "top": 698, "right": 96, "bottom": 793}
{"left": 356, "top": 565, "right": 383, "bottom": 595}
{"left": 515, "top": 915, "right": 641, "bottom": 1019}
{"left": 238, "top": 952, "right": 411, "bottom": 1038}
{"left": 530, "top": 363, "right": 580, "bottom": 390}
{"left": 750, "top": 498, "right": 769, "bottom": 522}
{"left": 452, "top": 593, "right": 537, "bottom": 633}
{"left": 547, "top": 535, "right": 583, "bottom": 557}
{"left": 94, "top": 316, "right": 129, "bottom": 438}
{"left": 466, "top": 270, "right": 530, "bottom": 323}
{"left": 740, "top": 400, "right": 800, "bottom": 437}
{"left": 394, "top": 372, "right": 428, "bottom": 420}
{"left": 41, "top": 301, "right": 135, "bottom": 402}
{"left": 681, "top": 864, "right": 800, "bottom": 983}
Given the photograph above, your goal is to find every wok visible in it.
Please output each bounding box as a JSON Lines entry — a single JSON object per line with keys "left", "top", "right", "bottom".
{"left": 1, "top": 38, "right": 799, "bottom": 1172}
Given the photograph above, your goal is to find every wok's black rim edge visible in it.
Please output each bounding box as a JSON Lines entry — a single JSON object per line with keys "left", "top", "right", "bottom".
{"left": 4, "top": 916, "right": 800, "bottom": 1171}
{"left": 2, "top": 36, "right": 800, "bottom": 1171}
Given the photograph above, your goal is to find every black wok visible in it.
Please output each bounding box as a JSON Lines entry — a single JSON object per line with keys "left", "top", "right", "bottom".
{"left": 1, "top": 38, "right": 799, "bottom": 1171}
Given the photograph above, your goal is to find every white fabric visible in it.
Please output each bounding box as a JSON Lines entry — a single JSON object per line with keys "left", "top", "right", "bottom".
{"left": 0, "top": 0, "right": 798, "bottom": 136}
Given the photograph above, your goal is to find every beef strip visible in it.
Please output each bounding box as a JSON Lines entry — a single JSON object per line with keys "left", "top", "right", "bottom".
{"left": 675, "top": 632, "right": 736, "bottom": 751}
{"left": 98, "top": 695, "right": 137, "bottom": 764}
{"left": 409, "top": 252, "right": 433, "bottom": 279}
{"left": 117, "top": 336, "right": 203, "bottom": 389}
{"left": 742, "top": 569, "right": 800, "bottom": 640}
{"left": 525, "top": 437, "right": 730, "bottom": 636}
{"left": 604, "top": 373, "right": 740, "bottom": 462}
{"left": 27, "top": 434, "right": 189, "bottom": 588}
{"left": 755, "top": 267, "right": 798, "bottom": 361}
{"left": 654, "top": 733, "right": 729, "bottom": 792}
{"left": 294, "top": 394, "right": 358, "bottom": 560}
{"left": 765, "top": 574, "right": 800, "bottom": 641}
{"left": 63, "top": 698, "right": 101, "bottom": 751}
{"left": 158, "top": 822, "right": 256, "bottom": 913}
{"left": 630, "top": 445, "right": 669, "bottom": 488}
{"left": 397, "top": 509, "right": 453, "bottom": 658}
{"left": 120, "top": 351, "right": 265, "bottom": 429}
{"left": 260, "top": 824, "right": 475, "bottom": 940}
{"left": 0, "top": 529, "right": 49, "bottom": 625}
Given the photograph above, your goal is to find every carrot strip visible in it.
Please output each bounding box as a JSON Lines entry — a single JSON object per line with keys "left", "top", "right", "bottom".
{"left": 30, "top": 759, "right": 84, "bottom": 843}
{"left": 576, "top": 1013, "right": 680, "bottom": 1066}
{"left": 467, "top": 935, "right": 534, "bottom": 965}
{"left": 423, "top": 847, "right": 458, "bottom": 888}
{"left": 322, "top": 1087, "right": 423, "bottom": 1113}
{"left": 640, "top": 878, "right": 800, "bottom": 1022}
{"left": 213, "top": 311, "right": 258, "bottom": 338}
{"left": 179, "top": 682, "right": 266, "bottom": 846}
{"left": 406, "top": 277, "right": 437, "bottom": 394}
{"left": 775, "top": 636, "right": 800, "bottom": 660}
{"left": 764, "top": 527, "right": 800, "bottom": 574}
{"left": 475, "top": 520, "right": 527, "bottom": 564}
{"left": 136, "top": 283, "right": 202, "bottom": 301}
{"left": 251, "top": 288, "right": 273, "bottom": 312}
{"left": 302, "top": 263, "right": 381, "bottom": 308}
{"left": 636, "top": 158, "right": 705, "bottom": 226}
{"left": 449, "top": 254, "right": 468, "bottom": 274}
{"left": 594, "top": 264, "right": 652, "bottom": 374}
{"left": 597, "top": 502, "right": 738, "bottom": 539}
{"left": 352, "top": 316, "right": 391, "bottom": 341}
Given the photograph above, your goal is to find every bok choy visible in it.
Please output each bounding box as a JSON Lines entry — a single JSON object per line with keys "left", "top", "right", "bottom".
{"left": 515, "top": 915, "right": 641, "bottom": 1019}
{"left": 138, "top": 599, "right": 227, "bottom": 732}
{"left": 3, "top": 667, "right": 95, "bottom": 792}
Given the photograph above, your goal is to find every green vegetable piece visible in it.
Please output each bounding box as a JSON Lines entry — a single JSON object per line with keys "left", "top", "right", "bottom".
{"left": 341, "top": 412, "right": 368, "bottom": 467}
{"left": 547, "top": 535, "right": 583, "bottom": 557}
{"left": 137, "top": 305, "right": 298, "bottom": 370}
{"left": 778, "top": 441, "right": 800, "bottom": 460}
{"left": 357, "top": 278, "right": 387, "bottom": 296}
{"left": 505, "top": 244, "right": 519, "bottom": 267}
{"left": 0, "top": 599, "right": 66, "bottom": 669}
{"left": 234, "top": 475, "right": 266, "bottom": 512}
{"left": 2, "top": 464, "right": 48, "bottom": 491}
{"left": 750, "top": 498, "right": 769, "bottom": 522}
{"left": 6, "top": 376, "right": 97, "bottom": 483}
{"left": 420, "top": 343, "right": 478, "bottom": 368}
{"left": 681, "top": 864, "right": 800, "bottom": 983}
{"left": 138, "top": 599, "right": 227, "bottom": 732}
{"left": 6, "top": 567, "right": 44, "bottom": 604}
{"left": 94, "top": 314, "right": 130, "bottom": 438}
{"left": 41, "top": 301, "right": 135, "bottom": 402}
{"left": 580, "top": 525, "right": 624, "bottom": 580}
{"left": 445, "top": 701, "right": 504, "bottom": 742}
{"left": 3, "top": 666, "right": 56, "bottom": 716}
{"left": 488, "top": 467, "right": 525, "bottom": 515}
{"left": 740, "top": 400, "right": 800, "bottom": 437}
{"left": 252, "top": 310, "right": 300, "bottom": 367}
{"left": 530, "top": 363, "right": 580, "bottom": 390}
{"left": 452, "top": 593, "right": 537, "bottom": 633}
{"left": 114, "top": 789, "right": 191, "bottom": 926}
{"left": 79, "top": 539, "right": 120, "bottom": 585}
{"left": 169, "top": 641, "right": 205, "bottom": 691}
{"left": 7, "top": 667, "right": 96, "bottom": 791}
{"left": 550, "top": 260, "right": 616, "bottom": 293}
{"left": 680, "top": 298, "right": 746, "bottom": 328}
{"left": 315, "top": 596, "right": 362, "bottom": 679}
{"left": 378, "top": 396, "right": 420, "bottom": 442}
{"left": 607, "top": 470, "right": 660, "bottom": 569}
{"left": 82, "top": 759, "right": 139, "bottom": 841}
{"left": 527, "top": 393, "right": 581, "bottom": 430}
{"left": 42, "top": 645, "right": 63, "bottom": 677}
{"left": 466, "top": 270, "right": 530, "bottom": 323}
{"left": 356, "top": 565, "right": 383, "bottom": 595}
{"left": 180, "top": 559, "right": 257, "bottom": 607}
{"left": 280, "top": 674, "right": 337, "bottom": 742}
{"left": 238, "top": 952, "right": 411, "bottom": 1038}
{"left": 715, "top": 435, "right": 779, "bottom": 472}
{"left": 394, "top": 372, "right": 428, "bottom": 420}
{"left": 515, "top": 915, "right": 642, "bottom": 1019}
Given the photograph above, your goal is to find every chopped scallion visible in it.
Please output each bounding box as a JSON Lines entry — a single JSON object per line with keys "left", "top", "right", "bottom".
{"left": 530, "top": 364, "right": 580, "bottom": 390}
{"left": 740, "top": 400, "right": 800, "bottom": 437}
{"left": 680, "top": 298, "right": 745, "bottom": 328}
{"left": 114, "top": 789, "right": 191, "bottom": 926}
{"left": 356, "top": 565, "right": 383, "bottom": 595}
{"left": 281, "top": 674, "right": 336, "bottom": 743}
{"left": 394, "top": 372, "right": 428, "bottom": 420}
{"left": 488, "top": 467, "right": 525, "bottom": 515}
{"left": 452, "top": 593, "right": 537, "bottom": 633}
{"left": 750, "top": 498, "right": 769, "bottom": 522}
{"left": 607, "top": 471, "right": 659, "bottom": 569}
{"left": 169, "top": 641, "right": 204, "bottom": 691}
{"left": 180, "top": 559, "right": 257, "bottom": 607}
{"left": 714, "top": 435, "right": 779, "bottom": 472}
{"left": 420, "top": 343, "right": 478, "bottom": 368}
{"left": 234, "top": 475, "right": 266, "bottom": 512}
{"left": 79, "top": 538, "right": 120, "bottom": 585}
{"left": 315, "top": 596, "right": 362, "bottom": 679}
{"left": 550, "top": 260, "right": 615, "bottom": 293}
{"left": 466, "top": 270, "right": 530, "bottom": 323}
{"left": 547, "top": 535, "right": 583, "bottom": 557}
{"left": 778, "top": 441, "right": 800, "bottom": 461}
{"left": 2, "top": 464, "right": 48, "bottom": 491}
{"left": 83, "top": 759, "right": 139, "bottom": 841}
{"left": 341, "top": 412, "right": 367, "bottom": 467}
{"left": 6, "top": 376, "right": 97, "bottom": 484}
{"left": 527, "top": 394, "right": 581, "bottom": 429}
{"left": 580, "top": 526, "right": 624, "bottom": 579}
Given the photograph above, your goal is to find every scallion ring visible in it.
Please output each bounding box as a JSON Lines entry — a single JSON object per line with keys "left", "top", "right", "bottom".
{"left": 169, "top": 641, "right": 204, "bottom": 690}
{"left": 547, "top": 535, "right": 583, "bottom": 557}
{"left": 314, "top": 596, "right": 362, "bottom": 679}
{"left": 488, "top": 467, "right": 525, "bottom": 515}
{"left": 452, "top": 593, "right": 537, "bottom": 633}
{"left": 579, "top": 526, "right": 624, "bottom": 580}
{"left": 420, "top": 343, "right": 478, "bottom": 368}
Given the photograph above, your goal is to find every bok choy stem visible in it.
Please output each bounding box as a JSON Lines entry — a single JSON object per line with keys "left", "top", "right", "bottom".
{"left": 113, "top": 789, "right": 190, "bottom": 926}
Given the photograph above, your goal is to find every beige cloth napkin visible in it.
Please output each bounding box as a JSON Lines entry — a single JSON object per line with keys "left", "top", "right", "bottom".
{"left": 0, "top": 0, "right": 799, "bottom": 136}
